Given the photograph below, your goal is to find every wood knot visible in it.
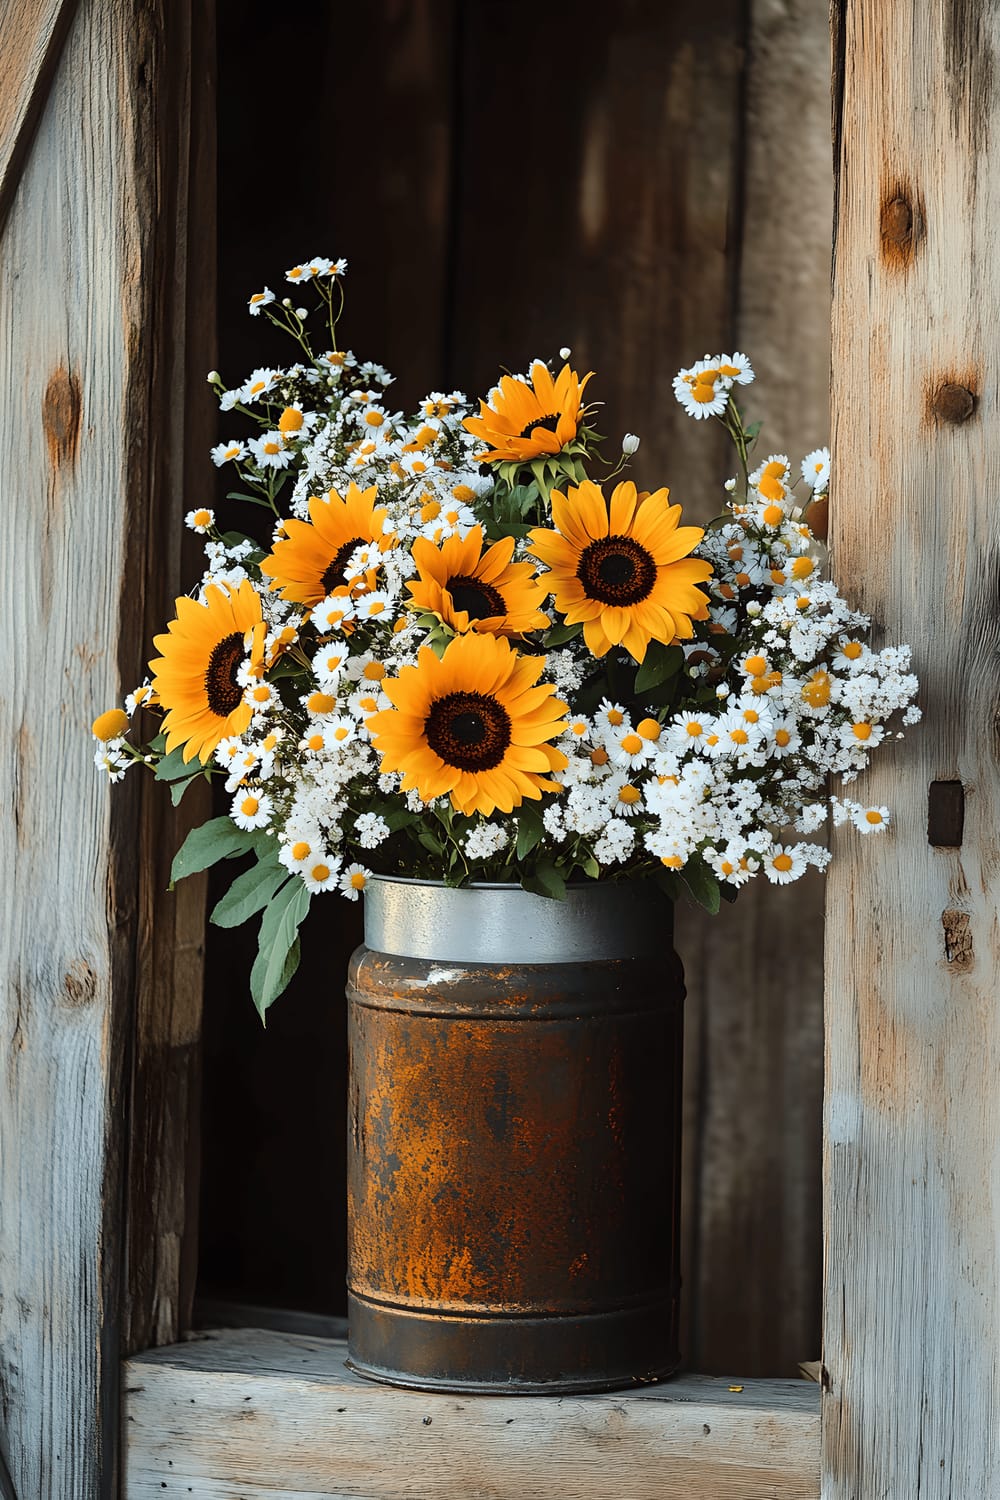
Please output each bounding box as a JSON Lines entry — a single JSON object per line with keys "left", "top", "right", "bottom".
{"left": 42, "top": 365, "right": 82, "bottom": 471}
{"left": 63, "top": 958, "right": 98, "bottom": 1008}
{"left": 942, "top": 910, "right": 973, "bottom": 971}
{"left": 879, "top": 185, "right": 924, "bottom": 269}
{"left": 929, "top": 380, "right": 977, "bottom": 426}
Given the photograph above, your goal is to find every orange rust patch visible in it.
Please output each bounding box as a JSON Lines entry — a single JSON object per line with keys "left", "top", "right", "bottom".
{"left": 42, "top": 365, "right": 82, "bottom": 471}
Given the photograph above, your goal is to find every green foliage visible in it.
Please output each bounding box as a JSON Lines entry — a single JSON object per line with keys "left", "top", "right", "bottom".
{"left": 250, "top": 877, "right": 311, "bottom": 1020}
{"left": 210, "top": 853, "right": 291, "bottom": 929}
{"left": 169, "top": 817, "right": 268, "bottom": 887}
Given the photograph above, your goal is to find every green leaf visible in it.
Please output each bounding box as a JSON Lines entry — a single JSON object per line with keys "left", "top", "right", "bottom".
{"left": 250, "top": 878, "right": 311, "bottom": 1019}
{"left": 544, "top": 618, "right": 582, "bottom": 646}
{"left": 520, "top": 859, "right": 566, "bottom": 901}
{"left": 211, "top": 858, "right": 291, "bottom": 929}
{"left": 418, "top": 830, "right": 444, "bottom": 856}
{"left": 634, "top": 644, "right": 684, "bottom": 695}
{"left": 170, "top": 817, "right": 259, "bottom": 887}
{"left": 515, "top": 804, "right": 545, "bottom": 861}
{"left": 155, "top": 744, "right": 203, "bottom": 782}
{"left": 678, "top": 859, "right": 721, "bottom": 915}
{"left": 580, "top": 854, "right": 600, "bottom": 880}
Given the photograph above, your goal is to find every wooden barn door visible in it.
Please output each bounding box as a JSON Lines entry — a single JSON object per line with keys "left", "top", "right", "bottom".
{"left": 0, "top": 1, "right": 213, "bottom": 1493}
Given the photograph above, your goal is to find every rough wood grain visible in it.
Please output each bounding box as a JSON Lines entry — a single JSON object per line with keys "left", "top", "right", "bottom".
{"left": 675, "top": 0, "right": 833, "bottom": 1377}
{"left": 122, "top": 0, "right": 215, "bottom": 1357}
{"left": 0, "top": 0, "right": 78, "bottom": 235}
{"left": 0, "top": 5, "right": 141, "bottom": 1491}
{"left": 123, "top": 1328, "right": 821, "bottom": 1499}
{"left": 825, "top": 2, "right": 1000, "bottom": 1494}
{"left": 0, "top": 0, "right": 210, "bottom": 1491}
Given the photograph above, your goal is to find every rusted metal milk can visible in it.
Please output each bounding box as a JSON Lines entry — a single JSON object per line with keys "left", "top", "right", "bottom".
{"left": 346, "top": 877, "right": 684, "bottom": 1393}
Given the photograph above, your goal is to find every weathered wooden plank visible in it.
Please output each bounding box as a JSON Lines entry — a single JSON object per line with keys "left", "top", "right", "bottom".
{"left": 0, "top": 0, "right": 78, "bottom": 235}
{"left": 824, "top": 3, "right": 1000, "bottom": 1495}
{"left": 676, "top": 0, "right": 832, "bottom": 1377}
{"left": 123, "top": 1328, "right": 821, "bottom": 1499}
{"left": 123, "top": 0, "right": 214, "bottom": 1357}
{"left": 0, "top": 0, "right": 208, "bottom": 1490}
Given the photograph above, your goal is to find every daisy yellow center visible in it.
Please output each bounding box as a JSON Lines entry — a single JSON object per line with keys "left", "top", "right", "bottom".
{"left": 193, "top": 509, "right": 212, "bottom": 528}
{"left": 241, "top": 796, "right": 259, "bottom": 816}
{"left": 618, "top": 784, "right": 641, "bottom": 805}
{"left": 637, "top": 718, "right": 660, "bottom": 740}
{"left": 773, "top": 853, "right": 793, "bottom": 872}
{"left": 350, "top": 872, "right": 367, "bottom": 889}
{"left": 852, "top": 722, "right": 872, "bottom": 740}
{"left": 661, "top": 855, "right": 683, "bottom": 868}
{"left": 291, "top": 841, "right": 311, "bottom": 860}
{"left": 802, "top": 672, "right": 831, "bottom": 707}
{"left": 425, "top": 691, "right": 512, "bottom": 772}
{"left": 577, "top": 535, "right": 657, "bottom": 606}
{"left": 686, "top": 721, "right": 703, "bottom": 737}
{"left": 363, "top": 662, "right": 386, "bottom": 680}
{"left": 279, "top": 407, "right": 304, "bottom": 433}
{"left": 311, "top": 863, "right": 330, "bottom": 882}
{"left": 321, "top": 536, "right": 366, "bottom": 594}
{"left": 93, "top": 708, "right": 129, "bottom": 741}
{"left": 621, "top": 734, "right": 643, "bottom": 755}
{"left": 447, "top": 574, "right": 505, "bottom": 621}
{"left": 865, "top": 810, "right": 884, "bottom": 825}
{"left": 204, "top": 632, "right": 245, "bottom": 717}
{"left": 744, "top": 655, "right": 766, "bottom": 675}
{"left": 843, "top": 641, "right": 863, "bottom": 659}
{"left": 692, "top": 382, "right": 717, "bottom": 403}
{"left": 729, "top": 728, "right": 749, "bottom": 744}
{"left": 591, "top": 747, "right": 609, "bottom": 765}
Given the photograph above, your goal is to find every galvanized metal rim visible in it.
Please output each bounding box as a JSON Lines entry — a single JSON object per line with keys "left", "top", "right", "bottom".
{"left": 363, "top": 874, "right": 666, "bottom": 964}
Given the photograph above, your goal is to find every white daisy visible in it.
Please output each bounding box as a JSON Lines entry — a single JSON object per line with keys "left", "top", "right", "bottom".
{"left": 231, "top": 789, "right": 273, "bottom": 831}
{"left": 211, "top": 440, "right": 246, "bottom": 466}
{"left": 248, "top": 287, "right": 275, "bottom": 316}
{"left": 340, "top": 863, "right": 372, "bottom": 900}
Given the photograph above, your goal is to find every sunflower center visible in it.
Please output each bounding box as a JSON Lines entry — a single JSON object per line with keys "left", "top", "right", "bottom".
{"left": 519, "top": 413, "right": 561, "bottom": 439}
{"left": 425, "top": 691, "right": 512, "bottom": 771}
{"left": 577, "top": 535, "right": 657, "bottom": 605}
{"left": 321, "top": 536, "right": 366, "bottom": 594}
{"left": 205, "top": 632, "right": 245, "bottom": 717}
{"left": 447, "top": 574, "right": 505, "bottom": 621}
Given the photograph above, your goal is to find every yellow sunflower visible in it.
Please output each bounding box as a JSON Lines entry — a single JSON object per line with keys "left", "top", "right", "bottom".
{"left": 406, "top": 525, "right": 549, "bottom": 636}
{"left": 260, "top": 481, "right": 393, "bottom": 605}
{"left": 368, "top": 632, "right": 568, "bottom": 816}
{"left": 463, "top": 360, "right": 592, "bottom": 463}
{"left": 527, "top": 480, "right": 713, "bottom": 663}
{"left": 149, "top": 580, "right": 266, "bottom": 763}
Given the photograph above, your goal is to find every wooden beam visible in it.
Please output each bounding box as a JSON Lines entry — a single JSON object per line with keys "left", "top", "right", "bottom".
{"left": 123, "top": 1328, "right": 820, "bottom": 1499}
{"left": 825, "top": 2, "right": 1000, "bottom": 1494}
{"left": 0, "top": 0, "right": 210, "bottom": 1490}
{"left": 0, "top": 0, "right": 78, "bottom": 236}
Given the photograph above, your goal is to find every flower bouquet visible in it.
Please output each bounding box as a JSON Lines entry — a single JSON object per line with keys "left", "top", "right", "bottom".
{"left": 93, "top": 257, "right": 919, "bottom": 1017}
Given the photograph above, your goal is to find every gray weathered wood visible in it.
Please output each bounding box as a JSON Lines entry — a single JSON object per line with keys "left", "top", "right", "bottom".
{"left": 675, "top": 0, "right": 832, "bottom": 1377}
{"left": 0, "top": 0, "right": 79, "bottom": 235}
{"left": 824, "top": 2, "right": 1000, "bottom": 1495}
{"left": 0, "top": 0, "right": 210, "bottom": 1491}
{"left": 124, "top": 1328, "right": 820, "bottom": 1499}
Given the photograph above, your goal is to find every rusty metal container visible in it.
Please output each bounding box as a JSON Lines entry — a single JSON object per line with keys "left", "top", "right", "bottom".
{"left": 346, "top": 877, "right": 684, "bottom": 1393}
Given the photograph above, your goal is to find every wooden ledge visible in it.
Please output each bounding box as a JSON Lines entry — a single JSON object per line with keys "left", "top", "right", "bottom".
{"left": 124, "top": 1327, "right": 820, "bottom": 1498}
